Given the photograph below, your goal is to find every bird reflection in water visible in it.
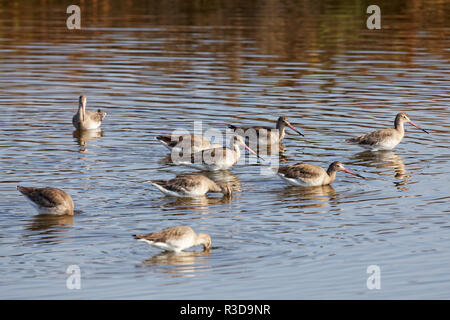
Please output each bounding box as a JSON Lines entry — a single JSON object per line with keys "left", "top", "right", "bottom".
{"left": 23, "top": 214, "right": 74, "bottom": 244}
{"left": 258, "top": 143, "right": 291, "bottom": 164}
{"left": 139, "top": 251, "right": 211, "bottom": 278}
{"left": 240, "top": 140, "right": 290, "bottom": 165}
{"left": 352, "top": 150, "right": 410, "bottom": 190}
{"left": 73, "top": 129, "right": 104, "bottom": 152}
{"left": 277, "top": 143, "right": 288, "bottom": 162}
{"left": 277, "top": 184, "right": 338, "bottom": 211}
{"left": 203, "top": 170, "right": 242, "bottom": 193}
{"left": 159, "top": 195, "right": 233, "bottom": 215}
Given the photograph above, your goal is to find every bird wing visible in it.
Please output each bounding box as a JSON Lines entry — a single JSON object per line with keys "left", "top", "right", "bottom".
{"left": 278, "top": 163, "right": 323, "bottom": 179}
{"left": 347, "top": 128, "right": 394, "bottom": 146}
{"left": 229, "top": 124, "right": 272, "bottom": 131}
{"left": 229, "top": 125, "right": 274, "bottom": 138}
{"left": 86, "top": 109, "right": 106, "bottom": 122}
{"left": 194, "top": 147, "right": 231, "bottom": 164}
{"left": 153, "top": 176, "right": 204, "bottom": 193}
{"left": 136, "top": 226, "right": 192, "bottom": 243}
{"left": 157, "top": 134, "right": 209, "bottom": 149}
{"left": 18, "top": 187, "right": 67, "bottom": 208}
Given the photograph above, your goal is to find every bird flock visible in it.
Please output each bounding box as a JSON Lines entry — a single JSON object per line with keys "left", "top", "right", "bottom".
{"left": 17, "top": 95, "right": 429, "bottom": 253}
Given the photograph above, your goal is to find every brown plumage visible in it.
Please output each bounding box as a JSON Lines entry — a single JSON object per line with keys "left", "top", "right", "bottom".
{"left": 149, "top": 174, "right": 232, "bottom": 197}
{"left": 348, "top": 129, "right": 395, "bottom": 145}
{"left": 173, "top": 135, "right": 261, "bottom": 171}
{"left": 346, "top": 112, "right": 429, "bottom": 151}
{"left": 17, "top": 186, "right": 74, "bottom": 215}
{"left": 72, "top": 95, "right": 106, "bottom": 130}
{"left": 156, "top": 134, "right": 221, "bottom": 153}
{"left": 277, "top": 161, "right": 364, "bottom": 187}
{"left": 134, "top": 226, "right": 212, "bottom": 252}
{"left": 188, "top": 147, "right": 234, "bottom": 165}
{"left": 278, "top": 163, "right": 323, "bottom": 180}
{"left": 229, "top": 116, "right": 303, "bottom": 145}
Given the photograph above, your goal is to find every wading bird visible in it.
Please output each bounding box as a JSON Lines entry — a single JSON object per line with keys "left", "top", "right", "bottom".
{"left": 72, "top": 95, "right": 106, "bottom": 130}
{"left": 134, "top": 226, "right": 211, "bottom": 253}
{"left": 17, "top": 186, "right": 74, "bottom": 215}
{"left": 346, "top": 112, "right": 429, "bottom": 151}
{"left": 276, "top": 161, "right": 364, "bottom": 187}
{"left": 149, "top": 174, "right": 233, "bottom": 198}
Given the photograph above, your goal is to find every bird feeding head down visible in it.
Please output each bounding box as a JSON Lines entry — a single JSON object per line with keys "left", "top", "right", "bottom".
{"left": 218, "top": 182, "right": 233, "bottom": 197}
{"left": 197, "top": 233, "right": 212, "bottom": 251}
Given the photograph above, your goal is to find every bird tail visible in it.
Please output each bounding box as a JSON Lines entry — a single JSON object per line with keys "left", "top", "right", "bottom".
{"left": 346, "top": 136, "right": 363, "bottom": 143}
{"left": 156, "top": 136, "right": 175, "bottom": 151}
{"left": 156, "top": 135, "right": 171, "bottom": 144}
{"left": 148, "top": 180, "right": 163, "bottom": 188}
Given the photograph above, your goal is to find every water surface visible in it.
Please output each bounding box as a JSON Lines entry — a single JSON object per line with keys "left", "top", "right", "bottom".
{"left": 0, "top": 0, "right": 450, "bottom": 299}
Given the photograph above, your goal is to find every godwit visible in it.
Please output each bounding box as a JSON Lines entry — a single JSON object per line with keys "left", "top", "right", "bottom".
{"left": 346, "top": 112, "right": 429, "bottom": 151}
{"left": 134, "top": 226, "right": 211, "bottom": 253}
{"left": 156, "top": 134, "right": 221, "bottom": 153}
{"left": 17, "top": 186, "right": 74, "bottom": 215}
{"left": 228, "top": 116, "right": 304, "bottom": 145}
{"left": 276, "top": 161, "right": 364, "bottom": 187}
{"left": 72, "top": 95, "right": 107, "bottom": 130}
{"left": 149, "top": 174, "right": 232, "bottom": 197}
{"left": 173, "top": 135, "right": 262, "bottom": 171}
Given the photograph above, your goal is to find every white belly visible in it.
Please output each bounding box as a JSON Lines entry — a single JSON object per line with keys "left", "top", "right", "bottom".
{"left": 277, "top": 174, "right": 323, "bottom": 187}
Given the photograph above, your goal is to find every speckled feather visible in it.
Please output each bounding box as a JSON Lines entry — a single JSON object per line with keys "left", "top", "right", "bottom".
{"left": 277, "top": 163, "right": 324, "bottom": 179}
{"left": 150, "top": 175, "right": 222, "bottom": 194}
{"left": 17, "top": 186, "right": 74, "bottom": 215}
{"left": 135, "top": 226, "right": 195, "bottom": 243}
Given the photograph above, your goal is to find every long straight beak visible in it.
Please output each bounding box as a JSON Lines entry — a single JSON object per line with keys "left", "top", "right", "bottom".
{"left": 343, "top": 168, "right": 365, "bottom": 179}
{"left": 287, "top": 123, "right": 304, "bottom": 137}
{"left": 408, "top": 120, "right": 429, "bottom": 134}
{"left": 243, "top": 143, "right": 265, "bottom": 161}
